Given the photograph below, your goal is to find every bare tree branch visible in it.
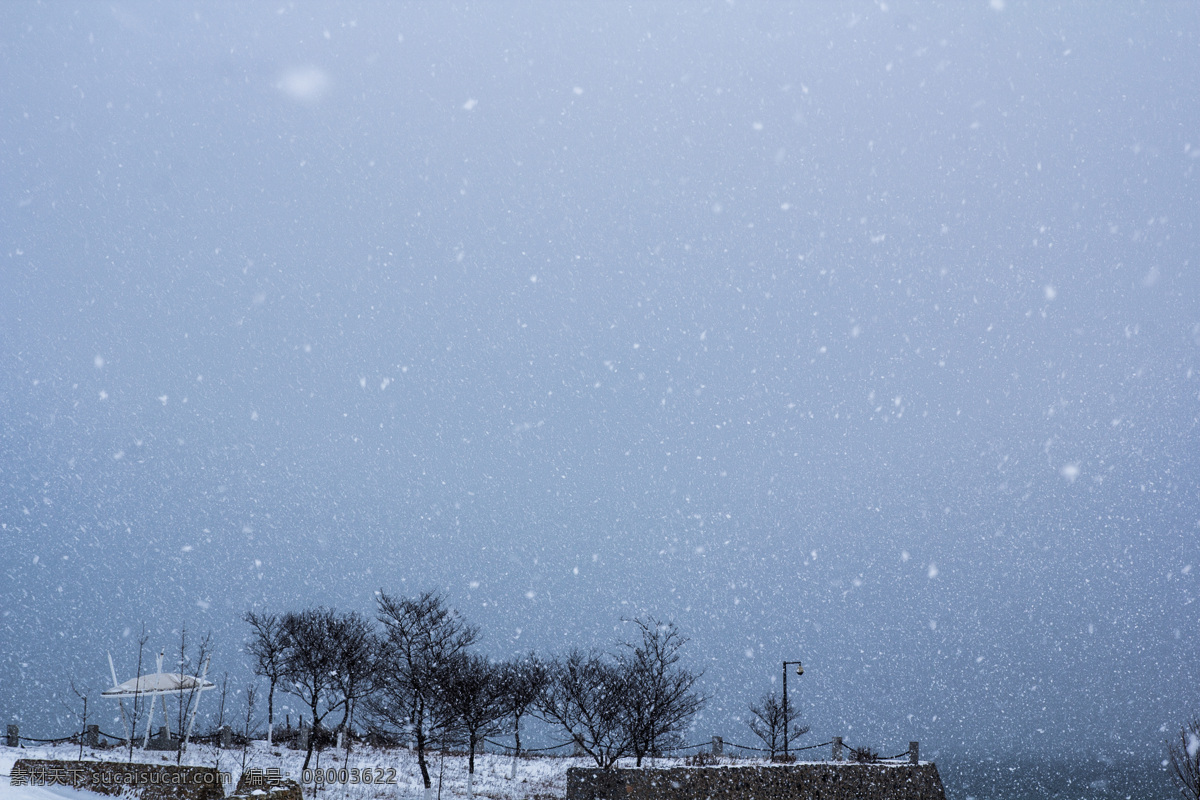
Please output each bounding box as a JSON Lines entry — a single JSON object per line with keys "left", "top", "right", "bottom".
{"left": 1169, "top": 718, "right": 1200, "bottom": 800}
{"left": 438, "top": 653, "right": 508, "bottom": 798}
{"left": 280, "top": 608, "right": 345, "bottom": 772}
{"left": 619, "top": 617, "right": 706, "bottom": 766}
{"left": 499, "top": 653, "right": 548, "bottom": 778}
{"left": 538, "top": 649, "right": 635, "bottom": 770}
{"left": 372, "top": 590, "right": 478, "bottom": 800}
{"left": 244, "top": 612, "right": 290, "bottom": 746}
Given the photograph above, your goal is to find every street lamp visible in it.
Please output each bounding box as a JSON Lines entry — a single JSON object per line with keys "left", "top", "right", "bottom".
{"left": 782, "top": 660, "right": 804, "bottom": 761}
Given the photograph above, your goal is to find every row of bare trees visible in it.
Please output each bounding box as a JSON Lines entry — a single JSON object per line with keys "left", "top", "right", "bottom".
{"left": 244, "top": 591, "right": 706, "bottom": 796}
{"left": 538, "top": 618, "right": 704, "bottom": 769}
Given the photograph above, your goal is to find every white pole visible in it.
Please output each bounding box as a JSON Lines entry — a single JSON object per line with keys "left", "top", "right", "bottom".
{"left": 141, "top": 652, "right": 163, "bottom": 745}
{"left": 109, "top": 653, "right": 132, "bottom": 743}
{"left": 143, "top": 694, "right": 156, "bottom": 748}
{"left": 108, "top": 652, "right": 120, "bottom": 688}
{"left": 183, "top": 657, "right": 210, "bottom": 748}
{"left": 160, "top": 652, "right": 172, "bottom": 739}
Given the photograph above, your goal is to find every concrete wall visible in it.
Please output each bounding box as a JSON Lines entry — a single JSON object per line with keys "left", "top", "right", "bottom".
{"left": 10, "top": 758, "right": 228, "bottom": 800}
{"left": 567, "top": 763, "right": 947, "bottom": 800}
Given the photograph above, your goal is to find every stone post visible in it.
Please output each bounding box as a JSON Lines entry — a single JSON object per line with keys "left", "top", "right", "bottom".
{"left": 832, "top": 736, "right": 843, "bottom": 761}
{"left": 711, "top": 736, "right": 723, "bottom": 756}
{"left": 909, "top": 741, "right": 919, "bottom": 765}
{"left": 86, "top": 725, "right": 99, "bottom": 748}
{"left": 298, "top": 725, "right": 309, "bottom": 753}
{"left": 220, "top": 725, "right": 233, "bottom": 749}
{"left": 6, "top": 724, "right": 17, "bottom": 747}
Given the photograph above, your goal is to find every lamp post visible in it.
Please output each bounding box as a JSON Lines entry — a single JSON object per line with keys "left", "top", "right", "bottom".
{"left": 782, "top": 660, "right": 804, "bottom": 761}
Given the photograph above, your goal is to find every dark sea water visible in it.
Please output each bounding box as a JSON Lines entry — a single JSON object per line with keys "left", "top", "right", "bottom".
{"left": 938, "top": 756, "right": 1175, "bottom": 800}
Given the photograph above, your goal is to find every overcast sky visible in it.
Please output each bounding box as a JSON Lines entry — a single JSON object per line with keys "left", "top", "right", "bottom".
{"left": 2, "top": 0, "right": 1198, "bottom": 785}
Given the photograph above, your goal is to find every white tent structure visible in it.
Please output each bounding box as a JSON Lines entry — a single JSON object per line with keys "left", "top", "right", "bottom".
{"left": 102, "top": 651, "right": 214, "bottom": 749}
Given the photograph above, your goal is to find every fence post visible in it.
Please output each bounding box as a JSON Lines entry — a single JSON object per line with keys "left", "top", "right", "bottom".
{"left": 711, "top": 736, "right": 723, "bottom": 756}
{"left": 6, "top": 724, "right": 17, "bottom": 747}
{"left": 832, "top": 736, "right": 843, "bottom": 761}
{"left": 298, "top": 725, "right": 309, "bottom": 753}
{"left": 220, "top": 726, "right": 232, "bottom": 749}
{"left": 909, "top": 741, "right": 919, "bottom": 765}
{"left": 86, "top": 725, "right": 99, "bottom": 748}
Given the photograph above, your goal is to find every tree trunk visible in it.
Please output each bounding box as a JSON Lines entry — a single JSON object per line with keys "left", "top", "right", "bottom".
{"left": 301, "top": 710, "right": 317, "bottom": 773}
{"left": 415, "top": 714, "right": 432, "bottom": 791}
{"left": 509, "top": 716, "right": 521, "bottom": 780}
{"left": 302, "top": 733, "right": 315, "bottom": 772}
{"left": 267, "top": 682, "right": 275, "bottom": 746}
{"left": 467, "top": 733, "right": 476, "bottom": 799}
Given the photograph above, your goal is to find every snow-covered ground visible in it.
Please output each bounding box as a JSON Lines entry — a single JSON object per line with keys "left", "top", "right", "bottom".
{"left": 1, "top": 742, "right": 756, "bottom": 800}
{"left": 0, "top": 780, "right": 106, "bottom": 800}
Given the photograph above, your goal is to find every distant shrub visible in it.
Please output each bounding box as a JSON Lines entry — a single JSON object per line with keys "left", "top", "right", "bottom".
{"left": 309, "top": 726, "right": 337, "bottom": 749}
{"left": 850, "top": 746, "right": 880, "bottom": 763}
{"left": 272, "top": 726, "right": 301, "bottom": 746}
{"left": 363, "top": 728, "right": 402, "bottom": 749}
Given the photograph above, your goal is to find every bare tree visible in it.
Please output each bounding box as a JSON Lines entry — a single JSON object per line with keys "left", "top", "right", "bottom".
{"left": 125, "top": 626, "right": 150, "bottom": 764}
{"left": 538, "top": 649, "right": 635, "bottom": 770}
{"left": 373, "top": 590, "right": 478, "bottom": 800}
{"left": 244, "top": 612, "right": 290, "bottom": 745}
{"left": 747, "top": 691, "right": 808, "bottom": 760}
{"left": 326, "top": 610, "right": 379, "bottom": 752}
{"left": 366, "top": 642, "right": 461, "bottom": 774}
{"left": 438, "top": 653, "right": 509, "bottom": 798}
{"left": 281, "top": 608, "right": 345, "bottom": 772}
{"left": 619, "top": 618, "right": 705, "bottom": 766}
{"left": 65, "top": 681, "right": 90, "bottom": 761}
{"left": 1169, "top": 718, "right": 1200, "bottom": 800}
{"left": 499, "top": 654, "right": 548, "bottom": 779}
{"left": 174, "top": 626, "right": 191, "bottom": 753}
{"left": 173, "top": 627, "right": 213, "bottom": 763}
{"left": 212, "top": 671, "right": 230, "bottom": 757}
{"left": 240, "top": 685, "right": 259, "bottom": 774}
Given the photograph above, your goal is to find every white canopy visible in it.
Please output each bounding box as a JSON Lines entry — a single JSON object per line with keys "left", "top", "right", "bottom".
{"left": 101, "top": 671, "right": 215, "bottom": 698}
{"left": 104, "top": 650, "right": 215, "bottom": 749}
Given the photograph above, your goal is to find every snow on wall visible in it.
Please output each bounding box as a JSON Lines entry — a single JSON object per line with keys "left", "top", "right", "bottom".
{"left": 567, "top": 763, "right": 947, "bottom": 800}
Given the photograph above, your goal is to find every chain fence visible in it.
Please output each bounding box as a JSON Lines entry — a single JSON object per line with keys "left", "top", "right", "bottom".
{"left": 6, "top": 725, "right": 919, "bottom": 766}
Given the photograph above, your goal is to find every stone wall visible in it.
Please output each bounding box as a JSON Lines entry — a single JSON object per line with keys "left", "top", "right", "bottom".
{"left": 10, "top": 758, "right": 229, "bottom": 800}
{"left": 567, "top": 763, "right": 947, "bottom": 800}
{"left": 228, "top": 767, "right": 302, "bottom": 800}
